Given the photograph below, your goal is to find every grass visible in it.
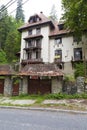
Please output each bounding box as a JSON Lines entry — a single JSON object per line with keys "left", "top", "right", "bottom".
{"left": 10, "top": 93, "right": 87, "bottom": 100}
{"left": 0, "top": 93, "right": 87, "bottom": 111}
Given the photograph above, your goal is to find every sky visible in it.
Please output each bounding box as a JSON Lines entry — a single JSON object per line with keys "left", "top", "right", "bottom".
{"left": 0, "top": 0, "right": 62, "bottom": 22}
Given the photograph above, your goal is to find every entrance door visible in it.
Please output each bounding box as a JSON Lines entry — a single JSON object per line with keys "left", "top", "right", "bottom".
{"left": 0, "top": 79, "right": 4, "bottom": 94}
{"left": 28, "top": 79, "right": 51, "bottom": 94}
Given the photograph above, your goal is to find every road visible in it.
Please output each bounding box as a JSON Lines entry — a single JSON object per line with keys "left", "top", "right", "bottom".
{"left": 0, "top": 108, "right": 87, "bottom": 130}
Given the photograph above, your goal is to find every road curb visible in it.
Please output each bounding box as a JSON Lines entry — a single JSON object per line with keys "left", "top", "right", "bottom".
{"left": 0, "top": 105, "right": 87, "bottom": 114}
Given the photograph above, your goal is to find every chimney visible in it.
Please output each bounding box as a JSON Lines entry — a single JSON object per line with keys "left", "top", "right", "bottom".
{"left": 40, "top": 11, "right": 43, "bottom": 14}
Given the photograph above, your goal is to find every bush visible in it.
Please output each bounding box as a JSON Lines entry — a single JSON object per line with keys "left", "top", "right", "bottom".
{"left": 74, "top": 63, "right": 86, "bottom": 78}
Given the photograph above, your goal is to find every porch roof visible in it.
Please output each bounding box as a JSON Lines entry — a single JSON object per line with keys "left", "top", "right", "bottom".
{"left": 19, "top": 64, "right": 63, "bottom": 77}
{"left": 0, "top": 65, "right": 15, "bottom": 76}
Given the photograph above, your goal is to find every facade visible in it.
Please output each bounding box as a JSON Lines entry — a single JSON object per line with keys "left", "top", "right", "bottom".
{"left": 17, "top": 12, "right": 87, "bottom": 95}
{"left": 18, "top": 12, "right": 87, "bottom": 75}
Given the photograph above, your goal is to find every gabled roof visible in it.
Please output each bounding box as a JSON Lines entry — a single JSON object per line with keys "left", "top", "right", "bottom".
{"left": 18, "top": 12, "right": 55, "bottom": 32}
{"left": 0, "top": 65, "right": 15, "bottom": 76}
{"left": 18, "top": 12, "right": 70, "bottom": 37}
{"left": 49, "top": 21, "right": 70, "bottom": 37}
{"left": 19, "top": 63, "right": 63, "bottom": 76}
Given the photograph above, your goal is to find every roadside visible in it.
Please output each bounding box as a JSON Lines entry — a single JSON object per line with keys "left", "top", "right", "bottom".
{"left": 0, "top": 96, "right": 87, "bottom": 113}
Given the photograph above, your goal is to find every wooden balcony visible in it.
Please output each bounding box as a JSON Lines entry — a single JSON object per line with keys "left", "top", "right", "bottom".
{"left": 24, "top": 46, "right": 41, "bottom": 51}
{"left": 21, "top": 58, "right": 43, "bottom": 65}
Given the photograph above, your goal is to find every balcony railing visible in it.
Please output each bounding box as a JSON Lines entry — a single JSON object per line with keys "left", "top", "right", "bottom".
{"left": 24, "top": 45, "right": 41, "bottom": 51}
{"left": 21, "top": 58, "right": 43, "bottom": 65}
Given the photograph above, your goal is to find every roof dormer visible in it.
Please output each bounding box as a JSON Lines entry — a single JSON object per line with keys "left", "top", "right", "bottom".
{"left": 28, "top": 14, "right": 41, "bottom": 24}
{"left": 58, "top": 23, "right": 64, "bottom": 30}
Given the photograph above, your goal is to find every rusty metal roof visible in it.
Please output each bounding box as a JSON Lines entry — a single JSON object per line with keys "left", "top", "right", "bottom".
{"left": 18, "top": 13, "right": 55, "bottom": 32}
{"left": 0, "top": 65, "right": 15, "bottom": 76}
{"left": 19, "top": 64, "right": 63, "bottom": 77}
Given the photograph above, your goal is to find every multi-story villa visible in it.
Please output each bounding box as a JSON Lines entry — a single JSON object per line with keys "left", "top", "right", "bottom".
{"left": 18, "top": 12, "right": 87, "bottom": 75}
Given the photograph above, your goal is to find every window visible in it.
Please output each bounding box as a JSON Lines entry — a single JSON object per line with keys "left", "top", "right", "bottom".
{"left": 28, "top": 52, "right": 32, "bottom": 59}
{"left": 36, "top": 28, "right": 41, "bottom": 34}
{"left": 55, "top": 37, "right": 62, "bottom": 45}
{"left": 73, "top": 36, "right": 82, "bottom": 42}
{"left": 55, "top": 49, "right": 62, "bottom": 61}
{"left": 58, "top": 24, "right": 64, "bottom": 30}
{"left": 28, "top": 29, "right": 32, "bottom": 35}
{"left": 28, "top": 40, "right": 35, "bottom": 47}
{"left": 29, "top": 18, "right": 33, "bottom": 23}
{"left": 74, "top": 48, "right": 82, "bottom": 60}
{"left": 36, "top": 50, "right": 41, "bottom": 59}
{"left": 36, "top": 39, "right": 41, "bottom": 47}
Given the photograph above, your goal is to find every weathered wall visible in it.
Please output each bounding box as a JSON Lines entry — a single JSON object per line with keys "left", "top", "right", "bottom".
{"left": 51, "top": 78, "right": 62, "bottom": 93}
{"left": 20, "top": 76, "right": 28, "bottom": 94}
{"left": 4, "top": 76, "right": 12, "bottom": 96}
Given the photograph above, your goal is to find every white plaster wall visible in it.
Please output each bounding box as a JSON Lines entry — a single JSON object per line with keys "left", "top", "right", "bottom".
{"left": 41, "top": 26, "right": 50, "bottom": 62}
{"left": 20, "top": 30, "right": 28, "bottom": 62}
{"left": 49, "top": 35, "right": 84, "bottom": 63}
{"left": 82, "top": 35, "right": 87, "bottom": 60}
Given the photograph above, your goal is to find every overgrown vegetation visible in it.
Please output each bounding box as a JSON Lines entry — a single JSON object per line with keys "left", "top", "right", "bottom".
{"left": 10, "top": 93, "right": 87, "bottom": 100}
{"left": 0, "top": 3, "right": 24, "bottom": 64}
{"left": 74, "top": 63, "right": 87, "bottom": 78}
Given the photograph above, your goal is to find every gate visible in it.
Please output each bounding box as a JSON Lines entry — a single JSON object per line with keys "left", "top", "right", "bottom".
{"left": 28, "top": 79, "right": 51, "bottom": 94}
{"left": 0, "top": 79, "right": 4, "bottom": 94}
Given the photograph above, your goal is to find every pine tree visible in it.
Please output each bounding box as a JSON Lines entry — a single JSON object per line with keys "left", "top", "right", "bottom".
{"left": 49, "top": 4, "right": 58, "bottom": 21}
{"left": 15, "top": 0, "right": 25, "bottom": 22}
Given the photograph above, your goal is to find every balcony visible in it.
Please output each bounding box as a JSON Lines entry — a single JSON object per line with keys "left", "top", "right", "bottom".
{"left": 24, "top": 45, "right": 41, "bottom": 51}
{"left": 21, "top": 58, "right": 43, "bottom": 65}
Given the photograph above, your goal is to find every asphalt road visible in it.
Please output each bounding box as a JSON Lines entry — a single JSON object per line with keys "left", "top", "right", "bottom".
{"left": 0, "top": 108, "right": 87, "bottom": 130}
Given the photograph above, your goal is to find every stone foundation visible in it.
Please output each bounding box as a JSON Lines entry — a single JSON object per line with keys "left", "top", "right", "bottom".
{"left": 52, "top": 77, "right": 62, "bottom": 93}
{"left": 4, "top": 76, "right": 12, "bottom": 96}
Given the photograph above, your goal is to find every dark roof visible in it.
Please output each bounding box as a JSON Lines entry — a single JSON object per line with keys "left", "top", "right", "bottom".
{"left": 18, "top": 13, "right": 55, "bottom": 32}
{"left": 49, "top": 21, "right": 70, "bottom": 37}
{"left": 19, "top": 64, "right": 63, "bottom": 76}
{"left": 0, "top": 65, "right": 15, "bottom": 76}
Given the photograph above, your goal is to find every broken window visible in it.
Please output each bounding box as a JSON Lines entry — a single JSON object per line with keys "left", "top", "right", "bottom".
{"left": 74, "top": 48, "right": 82, "bottom": 60}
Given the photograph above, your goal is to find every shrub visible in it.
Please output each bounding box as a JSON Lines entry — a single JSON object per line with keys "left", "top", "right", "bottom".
{"left": 74, "top": 63, "right": 86, "bottom": 78}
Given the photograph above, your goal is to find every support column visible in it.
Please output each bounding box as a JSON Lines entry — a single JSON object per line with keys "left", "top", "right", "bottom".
{"left": 52, "top": 77, "right": 62, "bottom": 93}
{"left": 4, "top": 76, "right": 12, "bottom": 96}
{"left": 20, "top": 76, "right": 28, "bottom": 95}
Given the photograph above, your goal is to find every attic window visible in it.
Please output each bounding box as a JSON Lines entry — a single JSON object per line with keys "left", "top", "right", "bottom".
{"left": 58, "top": 24, "right": 64, "bottom": 30}
{"left": 55, "top": 37, "right": 62, "bottom": 44}
{"left": 29, "top": 15, "right": 41, "bottom": 23}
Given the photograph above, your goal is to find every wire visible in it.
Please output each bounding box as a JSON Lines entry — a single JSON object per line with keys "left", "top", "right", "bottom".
{"left": 0, "top": 0, "right": 30, "bottom": 20}
{"left": 0, "top": 0, "right": 15, "bottom": 11}
{"left": 9, "top": 0, "right": 30, "bottom": 15}
{"left": 0, "top": 0, "right": 18, "bottom": 12}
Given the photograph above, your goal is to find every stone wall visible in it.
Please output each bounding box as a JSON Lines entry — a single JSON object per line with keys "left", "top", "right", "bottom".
{"left": 62, "top": 76, "right": 87, "bottom": 94}
{"left": 76, "top": 77, "right": 85, "bottom": 93}
{"left": 52, "top": 77, "right": 62, "bottom": 93}
{"left": 62, "top": 81, "right": 77, "bottom": 94}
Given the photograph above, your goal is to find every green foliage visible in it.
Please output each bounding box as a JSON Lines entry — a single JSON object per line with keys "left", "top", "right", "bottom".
{"left": 0, "top": 49, "right": 7, "bottom": 64}
{"left": 15, "top": 0, "right": 25, "bottom": 22}
{"left": 5, "top": 29, "right": 21, "bottom": 63}
{"left": 64, "top": 75, "right": 75, "bottom": 82}
{"left": 74, "top": 63, "right": 85, "bottom": 78}
{"left": 11, "top": 93, "right": 87, "bottom": 100}
{"left": 62, "top": 0, "right": 87, "bottom": 39}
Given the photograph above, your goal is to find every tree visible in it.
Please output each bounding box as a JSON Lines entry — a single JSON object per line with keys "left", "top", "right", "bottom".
{"left": 62, "top": 0, "right": 87, "bottom": 78}
{"left": 0, "top": 5, "right": 9, "bottom": 49}
{"left": 49, "top": 4, "right": 58, "bottom": 21}
{"left": 62, "top": 0, "right": 87, "bottom": 41}
{"left": 4, "top": 18, "right": 23, "bottom": 63}
{"left": 15, "top": 0, "right": 25, "bottom": 22}
{"left": 0, "top": 5, "right": 8, "bottom": 19}
{"left": 0, "top": 49, "right": 7, "bottom": 64}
